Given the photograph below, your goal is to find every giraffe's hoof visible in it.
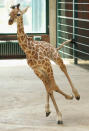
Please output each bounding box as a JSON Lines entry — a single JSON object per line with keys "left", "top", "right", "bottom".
{"left": 76, "top": 95, "right": 80, "bottom": 100}
{"left": 46, "top": 112, "right": 51, "bottom": 117}
{"left": 57, "top": 120, "right": 63, "bottom": 124}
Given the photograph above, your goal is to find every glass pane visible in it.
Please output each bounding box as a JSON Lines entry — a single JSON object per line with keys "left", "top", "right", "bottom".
{"left": 0, "top": 0, "right": 46, "bottom": 33}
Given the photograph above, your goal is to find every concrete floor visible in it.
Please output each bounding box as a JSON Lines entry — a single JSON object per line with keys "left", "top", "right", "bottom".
{"left": 0, "top": 59, "right": 89, "bottom": 131}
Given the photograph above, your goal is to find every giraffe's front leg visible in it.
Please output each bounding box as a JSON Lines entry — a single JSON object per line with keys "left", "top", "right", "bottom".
{"left": 34, "top": 69, "right": 51, "bottom": 117}
{"left": 46, "top": 81, "right": 63, "bottom": 124}
{"left": 45, "top": 93, "right": 51, "bottom": 117}
{"left": 49, "top": 92, "right": 63, "bottom": 124}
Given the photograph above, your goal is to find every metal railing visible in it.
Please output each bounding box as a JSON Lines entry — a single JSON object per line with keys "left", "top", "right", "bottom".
{"left": 0, "top": 41, "right": 25, "bottom": 59}
{"left": 57, "top": 0, "right": 89, "bottom": 64}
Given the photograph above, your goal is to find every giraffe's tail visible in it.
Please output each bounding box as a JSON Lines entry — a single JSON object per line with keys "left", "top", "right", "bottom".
{"left": 56, "top": 39, "right": 72, "bottom": 51}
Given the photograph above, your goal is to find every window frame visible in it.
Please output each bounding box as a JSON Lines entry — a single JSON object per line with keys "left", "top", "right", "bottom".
{"left": 0, "top": 0, "right": 49, "bottom": 38}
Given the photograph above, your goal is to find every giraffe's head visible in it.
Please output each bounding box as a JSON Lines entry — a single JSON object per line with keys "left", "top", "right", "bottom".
{"left": 8, "top": 4, "right": 29, "bottom": 25}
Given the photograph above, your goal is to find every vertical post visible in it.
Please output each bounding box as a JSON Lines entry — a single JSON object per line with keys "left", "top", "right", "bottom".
{"left": 73, "top": 0, "right": 78, "bottom": 64}
{"left": 46, "top": 0, "right": 49, "bottom": 34}
{"left": 49, "top": 0, "right": 56, "bottom": 47}
{"left": 56, "top": 0, "right": 61, "bottom": 48}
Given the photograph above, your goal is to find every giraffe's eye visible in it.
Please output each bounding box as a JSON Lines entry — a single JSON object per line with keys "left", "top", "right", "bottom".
{"left": 17, "top": 13, "right": 21, "bottom": 16}
{"left": 17, "top": 12, "right": 21, "bottom": 16}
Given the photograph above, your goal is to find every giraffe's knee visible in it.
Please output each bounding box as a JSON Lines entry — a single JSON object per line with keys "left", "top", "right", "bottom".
{"left": 46, "top": 87, "right": 53, "bottom": 95}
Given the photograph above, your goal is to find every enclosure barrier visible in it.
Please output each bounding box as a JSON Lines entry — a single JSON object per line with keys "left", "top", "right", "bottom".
{"left": 57, "top": 0, "right": 89, "bottom": 64}
{"left": 0, "top": 41, "right": 25, "bottom": 59}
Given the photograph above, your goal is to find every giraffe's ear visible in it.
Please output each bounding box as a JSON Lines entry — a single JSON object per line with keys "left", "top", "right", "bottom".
{"left": 22, "top": 6, "right": 29, "bottom": 14}
{"left": 10, "top": 5, "right": 15, "bottom": 9}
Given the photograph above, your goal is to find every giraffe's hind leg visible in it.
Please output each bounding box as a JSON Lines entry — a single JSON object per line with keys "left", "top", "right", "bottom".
{"left": 54, "top": 83, "right": 73, "bottom": 100}
{"left": 55, "top": 57, "right": 80, "bottom": 100}
{"left": 47, "top": 78, "right": 73, "bottom": 100}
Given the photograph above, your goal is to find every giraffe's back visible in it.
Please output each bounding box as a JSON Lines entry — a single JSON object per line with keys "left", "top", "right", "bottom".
{"left": 27, "top": 40, "right": 61, "bottom": 64}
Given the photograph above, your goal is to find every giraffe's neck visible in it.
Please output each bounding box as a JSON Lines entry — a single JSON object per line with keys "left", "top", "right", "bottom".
{"left": 17, "top": 16, "right": 28, "bottom": 52}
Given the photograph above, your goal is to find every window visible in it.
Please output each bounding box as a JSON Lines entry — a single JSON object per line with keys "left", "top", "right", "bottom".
{"left": 0, "top": 0, "right": 48, "bottom": 34}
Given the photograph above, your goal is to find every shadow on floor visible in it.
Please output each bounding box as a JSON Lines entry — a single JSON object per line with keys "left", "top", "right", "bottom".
{"left": 77, "top": 64, "right": 89, "bottom": 71}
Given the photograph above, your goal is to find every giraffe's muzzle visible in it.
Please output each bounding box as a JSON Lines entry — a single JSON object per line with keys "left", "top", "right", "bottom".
{"left": 8, "top": 19, "right": 13, "bottom": 25}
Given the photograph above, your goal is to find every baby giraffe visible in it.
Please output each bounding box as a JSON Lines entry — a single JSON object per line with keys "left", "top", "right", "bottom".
{"left": 8, "top": 4, "right": 80, "bottom": 124}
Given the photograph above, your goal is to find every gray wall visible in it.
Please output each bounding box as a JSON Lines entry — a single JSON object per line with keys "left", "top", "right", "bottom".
{"left": 49, "top": 0, "right": 56, "bottom": 47}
